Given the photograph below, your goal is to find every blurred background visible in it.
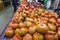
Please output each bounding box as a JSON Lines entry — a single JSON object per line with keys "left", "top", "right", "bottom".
{"left": 0, "top": 0, "right": 60, "bottom": 11}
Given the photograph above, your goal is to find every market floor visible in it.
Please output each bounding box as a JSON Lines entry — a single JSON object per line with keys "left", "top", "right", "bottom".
{"left": 0, "top": 5, "right": 14, "bottom": 35}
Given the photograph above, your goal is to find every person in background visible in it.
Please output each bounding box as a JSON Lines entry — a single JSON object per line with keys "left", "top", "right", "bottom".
{"left": 12, "top": 0, "right": 19, "bottom": 12}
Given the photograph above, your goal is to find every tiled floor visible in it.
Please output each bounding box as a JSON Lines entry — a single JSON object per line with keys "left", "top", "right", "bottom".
{"left": 0, "top": 6, "right": 14, "bottom": 35}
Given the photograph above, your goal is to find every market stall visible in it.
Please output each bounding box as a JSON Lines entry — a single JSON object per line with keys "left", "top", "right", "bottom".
{"left": 0, "top": 1, "right": 60, "bottom": 40}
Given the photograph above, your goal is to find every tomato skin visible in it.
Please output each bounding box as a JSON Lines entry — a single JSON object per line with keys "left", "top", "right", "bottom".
{"left": 12, "top": 34, "right": 22, "bottom": 40}
{"left": 23, "top": 34, "right": 32, "bottom": 40}
{"left": 57, "top": 19, "right": 60, "bottom": 24}
{"left": 5, "top": 27, "right": 14, "bottom": 37}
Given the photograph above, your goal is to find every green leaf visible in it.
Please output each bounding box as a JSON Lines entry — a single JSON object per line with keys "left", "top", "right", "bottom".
{"left": 39, "top": 35, "right": 44, "bottom": 40}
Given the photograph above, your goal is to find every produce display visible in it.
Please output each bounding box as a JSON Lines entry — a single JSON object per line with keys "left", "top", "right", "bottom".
{"left": 4, "top": 2, "right": 60, "bottom": 40}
